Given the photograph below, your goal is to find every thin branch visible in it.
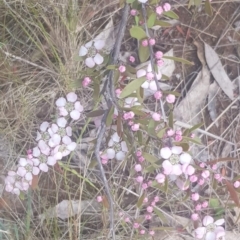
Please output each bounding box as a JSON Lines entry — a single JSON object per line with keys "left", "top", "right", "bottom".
{"left": 141, "top": 3, "right": 167, "bottom": 122}
{"left": 94, "top": 4, "right": 130, "bottom": 240}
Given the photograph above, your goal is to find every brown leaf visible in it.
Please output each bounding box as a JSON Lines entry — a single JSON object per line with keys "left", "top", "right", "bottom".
{"left": 102, "top": 195, "right": 109, "bottom": 209}
{"left": 31, "top": 175, "right": 39, "bottom": 190}
{"left": 54, "top": 162, "right": 64, "bottom": 174}
{"left": 117, "top": 114, "right": 123, "bottom": 137}
{"left": 224, "top": 179, "right": 240, "bottom": 207}
{"left": 206, "top": 157, "right": 238, "bottom": 165}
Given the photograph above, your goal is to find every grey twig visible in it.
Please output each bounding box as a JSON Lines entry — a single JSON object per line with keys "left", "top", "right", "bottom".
{"left": 94, "top": 4, "right": 130, "bottom": 240}
{"left": 141, "top": 3, "right": 167, "bottom": 122}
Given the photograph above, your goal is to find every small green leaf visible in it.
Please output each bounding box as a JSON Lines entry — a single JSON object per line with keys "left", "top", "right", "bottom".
{"left": 154, "top": 20, "right": 172, "bottom": 27}
{"left": 126, "top": 65, "right": 136, "bottom": 74}
{"left": 119, "top": 77, "right": 146, "bottom": 98}
{"left": 147, "top": 13, "right": 157, "bottom": 28}
{"left": 163, "top": 56, "right": 194, "bottom": 65}
{"left": 130, "top": 26, "right": 147, "bottom": 40}
{"left": 127, "top": 0, "right": 135, "bottom": 3}
{"left": 182, "top": 136, "right": 202, "bottom": 145}
{"left": 137, "top": 193, "right": 145, "bottom": 208}
{"left": 168, "top": 111, "right": 173, "bottom": 128}
{"left": 163, "top": 10, "right": 179, "bottom": 19}
{"left": 161, "top": 74, "right": 170, "bottom": 80}
{"left": 106, "top": 106, "right": 114, "bottom": 127}
{"left": 189, "top": 122, "right": 203, "bottom": 132}
{"left": 142, "top": 152, "right": 158, "bottom": 163}
{"left": 144, "top": 164, "right": 159, "bottom": 173}
{"left": 154, "top": 207, "right": 168, "bottom": 224}
{"left": 93, "top": 80, "right": 100, "bottom": 103}
{"left": 86, "top": 109, "right": 105, "bottom": 118}
{"left": 194, "top": 0, "right": 202, "bottom": 7}
{"left": 209, "top": 198, "right": 220, "bottom": 209}
{"left": 164, "top": 90, "right": 181, "bottom": 97}
{"left": 157, "top": 128, "right": 166, "bottom": 139}
{"left": 19, "top": 191, "right": 25, "bottom": 200}
{"left": 147, "top": 119, "right": 156, "bottom": 135}
{"left": 135, "top": 15, "right": 139, "bottom": 26}
{"left": 106, "top": 65, "right": 116, "bottom": 70}
{"left": 138, "top": 44, "right": 150, "bottom": 62}
{"left": 205, "top": 0, "right": 213, "bottom": 16}
{"left": 174, "top": 142, "right": 190, "bottom": 151}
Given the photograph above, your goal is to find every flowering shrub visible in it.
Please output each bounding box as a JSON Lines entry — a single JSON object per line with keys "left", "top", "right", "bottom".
{"left": 4, "top": 0, "right": 230, "bottom": 239}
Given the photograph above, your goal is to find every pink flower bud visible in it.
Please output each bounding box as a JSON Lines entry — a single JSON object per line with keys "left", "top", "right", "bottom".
{"left": 147, "top": 206, "right": 153, "bottom": 213}
{"left": 191, "top": 213, "right": 199, "bottom": 221}
{"left": 166, "top": 94, "right": 176, "bottom": 103}
{"left": 97, "top": 196, "right": 103, "bottom": 202}
{"left": 157, "top": 59, "right": 164, "bottom": 67}
{"left": 195, "top": 204, "right": 202, "bottom": 211}
{"left": 136, "top": 176, "right": 144, "bottom": 183}
{"left": 185, "top": 165, "right": 195, "bottom": 176}
{"left": 130, "top": 9, "right": 138, "bottom": 16}
{"left": 155, "top": 51, "right": 163, "bottom": 59}
{"left": 133, "top": 222, "right": 140, "bottom": 229}
{"left": 154, "top": 196, "right": 160, "bottom": 202}
{"left": 191, "top": 193, "right": 200, "bottom": 201}
{"left": 199, "top": 162, "right": 206, "bottom": 168}
{"left": 152, "top": 112, "right": 161, "bottom": 121}
{"left": 234, "top": 181, "right": 240, "bottom": 188}
{"left": 212, "top": 164, "right": 217, "bottom": 170}
{"left": 142, "top": 183, "right": 148, "bottom": 190}
{"left": 136, "top": 150, "right": 142, "bottom": 157}
{"left": 148, "top": 38, "right": 156, "bottom": 46}
{"left": 190, "top": 133, "right": 195, "bottom": 138}
{"left": 154, "top": 91, "right": 162, "bottom": 99}
{"left": 190, "top": 175, "right": 198, "bottom": 183}
{"left": 128, "top": 120, "right": 134, "bottom": 126}
{"left": 175, "top": 134, "right": 182, "bottom": 142}
{"left": 149, "top": 230, "right": 155, "bottom": 236}
{"left": 148, "top": 180, "right": 152, "bottom": 186}
{"left": 145, "top": 214, "right": 152, "bottom": 220}
{"left": 115, "top": 88, "right": 122, "bottom": 98}
{"left": 151, "top": 201, "right": 156, "bottom": 206}
{"left": 118, "top": 65, "right": 126, "bottom": 73}
{"left": 82, "top": 77, "right": 92, "bottom": 88}
{"left": 125, "top": 217, "right": 130, "bottom": 223}
{"left": 140, "top": 229, "right": 145, "bottom": 235}
{"left": 198, "top": 178, "right": 205, "bottom": 186}
{"left": 146, "top": 72, "right": 154, "bottom": 80}
{"left": 142, "top": 39, "right": 148, "bottom": 47}
{"left": 175, "top": 130, "right": 182, "bottom": 135}
{"left": 143, "top": 197, "right": 148, "bottom": 203}
{"left": 135, "top": 164, "right": 142, "bottom": 172}
{"left": 163, "top": 3, "right": 171, "bottom": 11}
{"left": 201, "top": 170, "right": 210, "bottom": 179}
{"left": 156, "top": 6, "right": 163, "bottom": 15}
{"left": 201, "top": 201, "right": 208, "bottom": 208}
{"left": 167, "top": 129, "right": 175, "bottom": 136}
{"left": 129, "top": 55, "right": 135, "bottom": 63}
{"left": 138, "top": 156, "right": 145, "bottom": 162}
{"left": 131, "top": 123, "right": 140, "bottom": 131}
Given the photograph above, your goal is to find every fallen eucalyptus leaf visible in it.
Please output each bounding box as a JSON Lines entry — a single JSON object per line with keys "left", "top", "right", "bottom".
{"left": 208, "top": 82, "right": 220, "bottom": 127}
{"left": 204, "top": 43, "right": 234, "bottom": 100}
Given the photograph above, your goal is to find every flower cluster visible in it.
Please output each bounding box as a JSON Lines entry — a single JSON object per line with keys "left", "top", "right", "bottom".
{"left": 4, "top": 92, "right": 82, "bottom": 195}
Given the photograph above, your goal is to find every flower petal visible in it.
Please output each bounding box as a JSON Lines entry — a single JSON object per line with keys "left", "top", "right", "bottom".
{"left": 149, "top": 81, "right": 157, "bottom": 91}
{"left": 59, "top": 107, "right": 68, "bottom": 116}
{"left": 85, "top": 57, "right": 95, "bottom": 68}
{"left": 137, "top": 69, "right": 146, "bottom": 78}
{"left": 93, "top": 53, "right": 104, "bottom": 65}
{"left": 17, "top": 167, "right": 27, "bottom": 177}
{"left": 54, "top": 152, "right": 62, "bottom": 160}
{"left": 205, "top": 232, "right": 216, "bottom": 240}
{"left": 116, "top": 151, "right": 125, "bottom": 161}
{"left": 67, "top": 142, "right": 77, "bottom": 151}
{"left": 62, "top": 135, "right": 72, "bottom": 145}
{"left": 36, "top": 131, "right": 41, "bottom": 141}
{"left": 160, "top": 147, "right": 172, "bottom": 159}
{"left": 33, "top": 147, "right": 41, "bottom": 157}
{"left": 57, "top": 117, "right": 67, "bottom": 128}
{"left": 32, "top": 158, "right": 40, "bottom": 166}
{"left": 66, "top": 92, "right": 77, "bottom": 102}
{"left": 171, "top": 146, "right": 183, "bottom": 155}
{"left": 70, "top": 110, "right": 81, "bottom": 120}
{"left": 55, "top": 97, "right": 66, "bottom": 107}
{"left": 79, "top": 45, "right": 88, "bottom": 56}
{"left": 112, "top": 132, "right": 120, "bottom": 143}
{"left": 32, "top": 167, "right": 40, "bottom": 175}
{"left": 194, "top": 227, "right": 206, "bottom": 239}
{"left": 171, "top": 164, "right": 182, "bottom": 175}
{"left": 19, "top": 158, "right": 27, "bottom": 167}
{"left": 40, "top": 121, "right": 49, "bottom": 132}
{"left": 66, "top": 126, "right": 72, "bottom": 136}
{"left": 141, "top": 81, "right": 149, "bottom": 89}
{"left": 38, "top": 140, "right": 50, "bottom": 155}
{"left": 121, "top": 141, "right": 128, "bottom": 152}
{"left": 203, "top": 216, "right": 214, "bottom": 226}
{"left": 147, "top": 63, "right": 152, "bottom": 72}
{"left": 74, "top": 101, "right": 83, "bottom": 112}
{"left": 51, "top": 124, "right": 58, "bottom": 133}
{"left": 179, "top": 153, "right": 192, "bottom": 165}
{"left": 25, "top": 172, "right": 33, "bottom": 181}
{"left": 40, "top": 163, "right": 48, "bottom": 172}
{"left": 94, "top": 40, "right": 105, "bottom": 50}
{"left": 106, "top": 148, "right": 115, "bottom": 159}
{"left": 85, "top": 41, "right": 93, "bottom": 48}
{"left": 214, "top": 219, "right": 225, "bottom": 226}
{"left": 47, "top": 156, "right": 56, "bottom": 166}
{"left": 162, "top": 160, "right": 173, "bottom": 175}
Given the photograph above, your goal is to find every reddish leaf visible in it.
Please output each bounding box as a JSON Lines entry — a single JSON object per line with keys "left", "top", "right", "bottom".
{"left": 102, "top": 195, "right": 109, "bottom": 209}
{"left": 206, "top": 157, "right": 238, "bottom": 165}
{"left": 31, "top": 175, "right": 39, "bottom": 190}
{"left": 117, "top": 114, "right": 123, "bottom": 137}
{"left": 54, "top": 162, "right": 64, "bottom": 174}
{"left": 224, "top": 179, "right": 240, "bottom": 207}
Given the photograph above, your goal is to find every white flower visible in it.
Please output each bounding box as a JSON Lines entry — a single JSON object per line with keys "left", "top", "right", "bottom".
{"left": 56, "top": 93, "right": 83, "bottom": 120}
{"left": 138, "top": 0, "right": 148, "bottom": 3}
{"left": 124, "top": 97, "right": 141, "bottom": 108}
{"left": 17, "top": 158, "right": 40, "bottom": 181}
{"left": 160, "top": 146, "right": 192, "bottom": 176}
{"left": 194, "top": 216, "right": 225, "bottom": 240}
{"left": 137, "top": 63, "right": 162, "bottom": 91}
{"left": 106, "top": 132, "right": 128, "bottom": 161}
{"left": 79, "top": 40, "right": 105, "bottom": 68}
